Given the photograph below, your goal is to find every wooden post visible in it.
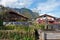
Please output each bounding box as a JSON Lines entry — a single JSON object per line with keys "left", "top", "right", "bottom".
{"left": 42, "top": 32, "right": 45, "bottom": 40}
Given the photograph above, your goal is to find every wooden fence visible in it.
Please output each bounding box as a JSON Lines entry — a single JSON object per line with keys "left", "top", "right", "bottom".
{"left": 39, "top": 31, "right": 60, "bottom": 40}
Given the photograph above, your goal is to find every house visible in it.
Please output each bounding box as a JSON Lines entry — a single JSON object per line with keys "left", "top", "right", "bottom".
{"left": 36, "top": 14, "right": 60, "bottom": 31}
{"left": 3, "top": 10, "right": 28, "bottom": 22}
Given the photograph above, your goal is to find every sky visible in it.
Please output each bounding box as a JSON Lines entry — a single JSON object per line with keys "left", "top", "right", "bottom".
{"left": 0, "top": 0, "right": 60, "bottom": 18}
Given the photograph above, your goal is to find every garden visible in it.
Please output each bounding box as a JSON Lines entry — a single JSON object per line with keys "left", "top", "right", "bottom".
{"left": 0, "top": 20, "right": 45, "bottom": 40}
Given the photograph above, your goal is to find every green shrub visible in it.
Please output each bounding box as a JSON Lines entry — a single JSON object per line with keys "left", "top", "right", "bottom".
{"left": 0, "top": 32, "right": 3, "bottom": 38}
{"left": 14, "top": 34, "right": 20, "bottom": 40}
{"left": 0, "top": 19, "right": 3, "bottom": 26}
{"left": 0, "top": 26, "right": 5, "bottom": 30}
{"left": 5, "top": 25, "right": 16, "bottom": 30}
{"left": 0, "top": 31, "right": 35, "bottom": 40}
{"left": 33, "top": 23, "right": 45, "bottom": 30}
{"left": 39, "top": 24, "right": 45, "bottom": 30}
{"left": 9, "top": 32, "right": 16, "bottom": 38}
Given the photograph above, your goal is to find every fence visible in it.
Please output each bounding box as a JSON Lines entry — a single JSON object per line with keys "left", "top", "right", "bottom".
{"left": 39, "top": 31, "right": 60, "bottom": 40}
{"left": 3, "top": 22, "right": 30, "bottom": 26}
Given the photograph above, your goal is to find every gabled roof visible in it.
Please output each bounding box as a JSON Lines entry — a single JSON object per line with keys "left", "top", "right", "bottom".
{"left": 38, "top": 14, "right": 56, "bottom": 19}
{"left": 6, "top": 10, "right": 28, "bottom": 19}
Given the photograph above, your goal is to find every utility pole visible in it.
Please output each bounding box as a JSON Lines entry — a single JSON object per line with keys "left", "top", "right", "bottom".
{"left": 45, "top": 15, "right": 48, "bottom": 30}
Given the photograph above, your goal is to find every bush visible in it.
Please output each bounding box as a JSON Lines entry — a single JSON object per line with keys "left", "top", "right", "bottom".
{"left": 14, "top": 34, "right": 20, "bottom": 40}
{"left": 0, "top": 20, "right": 3, "bottom": 26}
{"left": 0, "top": 32, "right": 3, "bottom": 38}
{"left": 33, "top": 23, "right": 45, "bottom": 30}
{"left": 0, "top": 30, "right": 35, "bottom": 40}
{"left": 39, "top": 24, "right": 45, "bottom": 30}
{"left": 5, "top": 25, "right": 16, "bottom": 30}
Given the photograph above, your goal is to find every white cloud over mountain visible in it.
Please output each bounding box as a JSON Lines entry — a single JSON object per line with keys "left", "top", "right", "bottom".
{"left": 0, "top": 0, "right": 33, "bottom": 8}
{"left": 0, "top": 0, "right": 60, "bottom": 17}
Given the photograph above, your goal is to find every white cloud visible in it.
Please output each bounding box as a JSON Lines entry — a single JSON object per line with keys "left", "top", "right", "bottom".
{"left": 32, "top": 0, "right": 60, "bottom": 16}
{"left": 0, "top": 0, "right": 33, "bottom": 8}
{"left": 0, "top": 0, "right": 17, "bottom": 6}
{"left": 18, "top": 0, "right": 33, "bottom": 8}
{"left": 37, "top": 1, "right": 59, "bottom": 12}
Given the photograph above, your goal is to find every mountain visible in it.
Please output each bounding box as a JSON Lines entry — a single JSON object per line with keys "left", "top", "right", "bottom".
{"left": 13, "top": 8, "right": 39, "bottom": 19}
{"left": 0, "top": 5, "right": 39, "bottom": 20}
